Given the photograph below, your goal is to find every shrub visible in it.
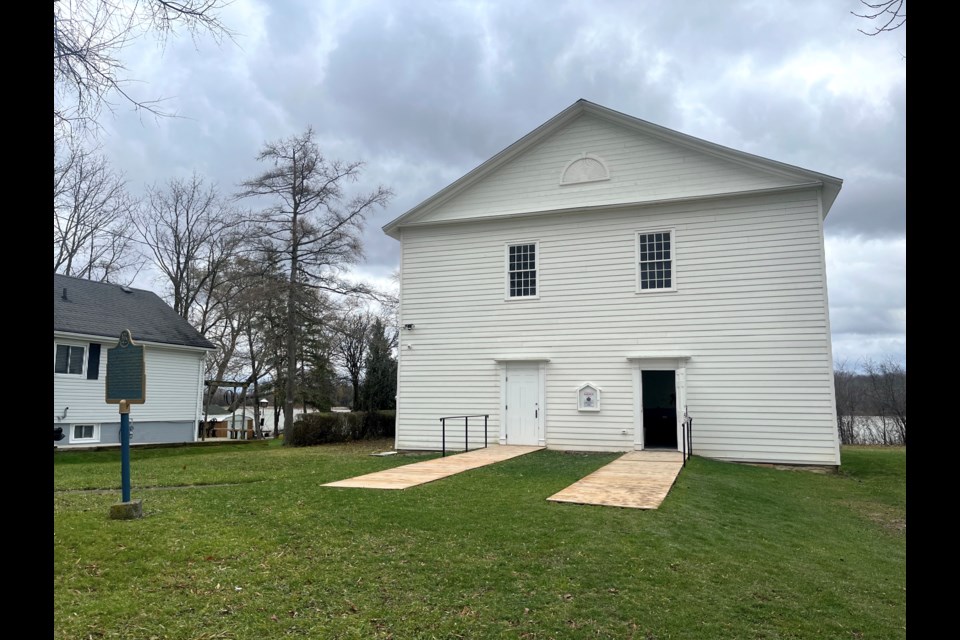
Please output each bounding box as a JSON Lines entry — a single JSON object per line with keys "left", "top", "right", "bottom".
{"left": 288, "top": 411, "right": 396, "bottom": 447}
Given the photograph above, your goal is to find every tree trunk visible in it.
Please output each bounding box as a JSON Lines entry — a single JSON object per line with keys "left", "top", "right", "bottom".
{"left": 283, "top": 184, "right": 299, "bottom": 441}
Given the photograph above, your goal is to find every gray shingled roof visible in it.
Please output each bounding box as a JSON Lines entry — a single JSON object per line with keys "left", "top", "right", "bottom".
{"left": 54, "top": 274, "right": 216, "bottom": 350}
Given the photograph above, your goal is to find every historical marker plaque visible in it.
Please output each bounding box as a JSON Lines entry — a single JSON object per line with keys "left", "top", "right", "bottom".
{"left": 106, "top": 329, "right": 146, "bottom": 404}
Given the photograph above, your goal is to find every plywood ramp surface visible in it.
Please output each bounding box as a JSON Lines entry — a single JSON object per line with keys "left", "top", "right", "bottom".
{"left": 548, "top": 450, "right": 684, "bottom": 509}
{"left": 323, "top": 445, "right": 544, "bottom": 490}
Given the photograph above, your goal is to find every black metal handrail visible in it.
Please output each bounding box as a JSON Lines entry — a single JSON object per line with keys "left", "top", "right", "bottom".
{"left": 681, "top": 409, "right": 693, "bottom": 467}
{"left": 439, "top": 414, "right": 489, "bottom": 457}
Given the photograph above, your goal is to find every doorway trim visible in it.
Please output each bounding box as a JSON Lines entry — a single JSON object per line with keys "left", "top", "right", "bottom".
{"left": 494, "top": 357, "right": 549, "bottom": 447}
{"left": 627, "top": 355, "right": 691, "bottom": 450}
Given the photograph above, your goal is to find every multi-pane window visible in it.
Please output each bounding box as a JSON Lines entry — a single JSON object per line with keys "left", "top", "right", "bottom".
{"left": 72, "top": 424, "right": 98, "bottom": 443}
{"left": 507, "top": 243, "right": 538, "bottom": 298}
{"left": 74, "top": 425, "right": 94, "bottom": 439}
{"left": 637, "top": 231, "right": 674, "bottom": 291}
{"left": 55, "top": 344, "right": 85, "bottom": 375}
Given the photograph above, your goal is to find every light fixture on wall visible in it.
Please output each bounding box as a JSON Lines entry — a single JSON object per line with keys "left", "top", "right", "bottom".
{"left": 403, "top": 324, "right": 415, "bottom": 330}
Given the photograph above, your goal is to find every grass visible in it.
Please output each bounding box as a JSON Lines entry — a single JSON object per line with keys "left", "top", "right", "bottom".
{"left": 54, "top": 441, "right": 905, "bottom": 639}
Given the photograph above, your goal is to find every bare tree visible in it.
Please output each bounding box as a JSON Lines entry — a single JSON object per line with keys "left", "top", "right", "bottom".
{"left": 198, "top": 256, "right": 270, "bottom": 389}
{"left": 54, "top": 139, "right": 142, "bottom": 283}
{"left": 380, "top": 268, "right": 401, "bottom": 351}
{"left": 861, "top": 357, "right": 906, "bottom": 445}
{"left": 332, "top": 307, "right": 374, "bottom": 409}
{"left": 852, "top": 1, "right": 906, "bottom": 36}
{"left": 133, "top": 172, "right": 245, "bottom": 318}
{"left": 834, "top": 359, "right": 862, "bottom": 445}
{"left": 230, "top": 260, "right": 289, "bottom": 436}
{"left": 54, "top": 0, "right": 232, "bottom": 133}
{"left": 238, "top": 127, "right": 392, "bottom": 436}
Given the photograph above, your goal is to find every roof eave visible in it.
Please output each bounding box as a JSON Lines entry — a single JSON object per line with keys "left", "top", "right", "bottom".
{"left": 53, "top": 329, "right": 217, "bottom": 352}
{"left": 820, "top": 179, "right": 843, "bottom": 218}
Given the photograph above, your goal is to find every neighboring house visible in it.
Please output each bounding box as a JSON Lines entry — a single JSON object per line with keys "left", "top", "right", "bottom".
{"left": 54, "top": 274, "right": 216, "bottom": 446}
{"left": 383, "top": 99, "right": 843, "bottom": 466}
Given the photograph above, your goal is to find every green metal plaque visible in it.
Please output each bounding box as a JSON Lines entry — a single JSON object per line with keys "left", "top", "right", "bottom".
{"left": 106, "top": 329, "right": 146, "bottom": 404}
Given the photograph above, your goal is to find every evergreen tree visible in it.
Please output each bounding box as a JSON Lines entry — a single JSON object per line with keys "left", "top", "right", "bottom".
{"left": 360, "top": 318, "right": 397, "bottom": 411}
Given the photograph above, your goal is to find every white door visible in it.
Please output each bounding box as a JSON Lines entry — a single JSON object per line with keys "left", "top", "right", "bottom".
{"left": 505, "top": 363, "right": 540, "bottom": 445}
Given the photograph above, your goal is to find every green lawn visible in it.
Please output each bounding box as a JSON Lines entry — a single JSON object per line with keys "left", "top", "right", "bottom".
{"left": 54, "top": 442, "right": 905, "bottom": 639}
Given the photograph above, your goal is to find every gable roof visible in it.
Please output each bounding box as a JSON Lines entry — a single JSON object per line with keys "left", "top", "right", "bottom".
{"left": 53, "top": 274, "right": 216, "bottom": 350}
{"left": 383, "top": 99, "right": 842, "bottom": 239}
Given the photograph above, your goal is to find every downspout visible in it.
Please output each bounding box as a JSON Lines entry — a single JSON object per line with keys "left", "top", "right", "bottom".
{"left": 395, "top": 227, "right": 404, "bottom": 451}
{"left": 194, "top": 352, "right": 205, "bottom": 442}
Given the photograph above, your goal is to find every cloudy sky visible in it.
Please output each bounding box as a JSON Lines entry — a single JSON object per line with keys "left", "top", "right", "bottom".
{"left": 88, "top": 0, "right": 906, "bottom": 368}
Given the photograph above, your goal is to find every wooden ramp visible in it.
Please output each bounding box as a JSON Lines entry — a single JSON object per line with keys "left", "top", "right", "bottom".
{"left": 322, "top": 445, "right": 544, "bottom": 490}
{"left": 547, "top": 450, "right": 684, "bottom": 509}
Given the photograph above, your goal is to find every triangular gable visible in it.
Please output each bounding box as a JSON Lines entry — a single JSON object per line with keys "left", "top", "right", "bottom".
{"left": 383, "top": 100, "right": 841, "bottom": 238}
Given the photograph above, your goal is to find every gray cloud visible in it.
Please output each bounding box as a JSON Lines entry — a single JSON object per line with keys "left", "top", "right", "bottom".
{"left": 825, "top": 236, "right": 905, "bottom": 366}
{"left": 86, "top": 0, "right": 904, "bottom": 363}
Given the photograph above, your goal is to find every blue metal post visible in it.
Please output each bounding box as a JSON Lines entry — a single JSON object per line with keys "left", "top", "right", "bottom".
{"left": 120, "top": 401, "right": 131, "bottom": 502}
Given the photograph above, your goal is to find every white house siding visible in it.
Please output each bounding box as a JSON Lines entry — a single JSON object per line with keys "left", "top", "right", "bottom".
{"left": 53, "top": 336, "right": 206, "bottom": 445}
{"left": 410, "top": 113, "right": 800, "bottom": 225}
{"left": 395, "top": 188, "right": 839, "bottom": 465}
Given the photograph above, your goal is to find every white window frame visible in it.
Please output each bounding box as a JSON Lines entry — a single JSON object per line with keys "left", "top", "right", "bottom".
{"left": 635, "top": 228, "right": 677, "bottom": 294}
{"left": 54, "top": 342, "right": 87, "bottom": 377}
{"left": 70, "top": 423, "right": 100, "bottom": 444}
{"left": 504, "top": 240, "right": 540, "bottom": 301}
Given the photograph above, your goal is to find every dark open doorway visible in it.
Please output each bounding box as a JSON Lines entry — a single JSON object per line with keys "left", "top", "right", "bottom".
{"left": 642, "top": 370, "right": 677, "bottom": 449}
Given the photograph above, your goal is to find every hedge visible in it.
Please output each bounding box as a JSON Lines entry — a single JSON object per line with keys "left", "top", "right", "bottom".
{"left": 287, "top": 411, "right": 396, "bottom": 447}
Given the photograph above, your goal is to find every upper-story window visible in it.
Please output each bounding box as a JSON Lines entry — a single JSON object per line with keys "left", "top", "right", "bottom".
{"left": 506, "top": 242, "right": 538, "bottom": 299}
{"left": 636, "top": 230, "right": 675, "bottom": 292}
{"left": 54, "top": 344, "right": 85, "bottom": 375}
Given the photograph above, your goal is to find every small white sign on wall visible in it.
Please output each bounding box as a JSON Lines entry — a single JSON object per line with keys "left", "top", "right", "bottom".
{"left": 577, "top": 383, "right": 601, "bottom": 412}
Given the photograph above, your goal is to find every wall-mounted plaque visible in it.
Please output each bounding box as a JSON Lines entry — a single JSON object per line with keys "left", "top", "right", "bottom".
{"left": 577, "top": 383, "right": 600, "bottom": 412}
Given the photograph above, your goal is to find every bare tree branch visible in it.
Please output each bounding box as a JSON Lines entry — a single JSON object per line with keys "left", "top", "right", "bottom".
{"left": 834, "top": 359, "right": 861, "bottom": 445}
{"left": 54, "top": 137, "right": 144, "bottom": 283}
{"left": 53, "top": 0, "right": 234, "bottom": 135}
{"left": 861, "top": 357, "right": 906, "bottom": 445}
{"left": 132, "top": 172, "right": 247, "bottom": 318}
{"left": 330, "top": 305, "right": 374, "bottom": 410}
{"left": 852, "top": 0, "right": 906, "bottom": 36}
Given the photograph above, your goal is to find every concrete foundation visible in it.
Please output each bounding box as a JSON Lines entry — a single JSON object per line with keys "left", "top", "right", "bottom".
{"left": 109, "top": 499, "right": 143, "bottom": 520}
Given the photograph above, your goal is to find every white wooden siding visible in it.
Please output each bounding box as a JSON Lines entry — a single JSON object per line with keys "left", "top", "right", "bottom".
{"left": 412, "top": 113, "right": 800, "bottom": 225}
{"left": 52, "top": 337, "right": 206, "bottom": 425}
{"left": 395, "top": 188, "right": 839, "bottom": 465}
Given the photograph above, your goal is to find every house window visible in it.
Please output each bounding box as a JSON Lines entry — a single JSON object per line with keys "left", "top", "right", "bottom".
{"left": 507, "top": 242, "right": 538, "bottom": 298}
{"left": 54, "top": 344, "right": 85, "bottom": 375}
{"left": 71, "top": 424, "right": 99, "bottom": 443}
{"left": 636, "top": 230, "right": 675, "bottom": 292}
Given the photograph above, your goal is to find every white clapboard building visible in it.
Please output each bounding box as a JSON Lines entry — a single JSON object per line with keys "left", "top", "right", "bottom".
{"left": 54, "top": 274, "right": 216, "bottom": 446}
{"left": 384, "top": 100, "right": 843, "bottom": 466}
